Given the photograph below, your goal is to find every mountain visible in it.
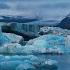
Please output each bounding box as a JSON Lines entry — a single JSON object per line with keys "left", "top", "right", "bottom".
{"left": 58, "top": 14, "right": 70, "bottom": 29}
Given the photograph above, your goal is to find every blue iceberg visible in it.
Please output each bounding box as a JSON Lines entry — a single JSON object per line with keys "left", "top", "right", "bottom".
{"left": 0, "top": 55, "right": 58, "bottom": 70}
{"left": 0, "top": 33, "right": 10, "bottom": 46}
{"left": 25, "top": 34, "right": 69, "bottom": 54}
{"left": 0, "top": 34, "right": 69, "bottom": 54}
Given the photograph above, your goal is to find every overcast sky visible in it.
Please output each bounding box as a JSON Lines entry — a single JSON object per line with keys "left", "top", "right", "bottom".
{"left": 0, "top": 0, "right": 70, "bottom": 20}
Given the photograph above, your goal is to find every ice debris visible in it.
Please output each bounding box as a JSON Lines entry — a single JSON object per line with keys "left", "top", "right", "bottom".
{"left": 0, "top": 55, "right": 58, "bottom": 70}
{"left": 0, "top": 43, "right": 24, "bottom": 54}
{"left": 25, "top": 34, "right": 66, "bottom": 54}
{"left": 0, "top": 32, "right": 23, "bottom": 46}
{"left": 0, "top": 34, "right": 69, "bottom": 54}
{"left": 3, "top": 33, "right": 23, "bottom": 43}
{"left": 44, "top": 59, "right": 57, "bottom": 65}
{"left": 39, "top": 27, "right": 70, "bottom": 36}
{"left": 0, "top": 33, "right": 10, "bottom": 46}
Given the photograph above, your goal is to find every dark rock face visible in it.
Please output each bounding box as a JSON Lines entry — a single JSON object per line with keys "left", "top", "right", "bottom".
{"left": 58, "top": 15, "right": 70, "bottom": 29}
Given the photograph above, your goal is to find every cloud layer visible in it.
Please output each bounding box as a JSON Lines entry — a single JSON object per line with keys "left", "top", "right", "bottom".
{"left": 0, "top": 0, "right": 70, "bottom": 20}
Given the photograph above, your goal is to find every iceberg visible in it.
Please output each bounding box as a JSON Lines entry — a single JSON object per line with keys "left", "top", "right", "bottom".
{"left": 0, "top": 43, "right": 24, "bottom": 54}
{"left": 0, "top": 55, "right": 39, "bottom": 70}
{"left": 0, "top": 34, "right": 69, "bottom": 54}
{"left": 44, "top": 59, "right": 57, "bottom": 65}
{"left": 65, "top": 35, "right": 70, "bottom": 52}
{"left": 0, "top": 33, "right": 10, "bottom": 46}
{"left": 41, "top": 59, "right": 58, "bottom": 70}
{"left": 0, "top": 55, "right": 58, "bottom": 70}
{"left": 65, "top": 35, "right": 70, "bottom": 47}
{"left": 3, "top": 33, "right": 23, "bottom": 43}
{"left": 25, "top": 34, "right": 66, "bottom": 54}
{"left": 0, "top": 61, "right": 23, "bottom": 70}
{"left": 39, "top": 26, "right": 70, "bottom": 36}
{"left": 16, "top": 63, "right": 36, "bottom": 70}
{"left": 0, "top": 32, "right": 23, "bottom": 46}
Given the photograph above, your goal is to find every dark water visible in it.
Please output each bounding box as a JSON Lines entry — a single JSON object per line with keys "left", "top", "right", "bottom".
{"left": 39, "top": 54, "right": 70, "bottom": 70}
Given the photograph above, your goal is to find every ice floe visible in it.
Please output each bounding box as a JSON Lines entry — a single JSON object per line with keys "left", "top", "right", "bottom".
{"left": 0, "top": 55, "right": 58, "bottom": 70}
{"left": 0, "top": 33, "right": 10, "bottom": 46}
{"left": 0, "top": 34, "right": 69, "bottom": 54}
{"left": 25, "top": 34, "right": 66, "bottom": 54}
{"left": 3, "top": 33, "right": 23, "bottom": 43}
{"left": 39, "top": 27, "right": 70, "bottom": 36}
{"left": 0, "top": 32, "right": 23, "bottom": 46}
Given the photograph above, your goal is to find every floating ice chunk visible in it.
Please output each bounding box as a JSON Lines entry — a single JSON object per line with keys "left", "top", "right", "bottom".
{"left": 0, "top": 33, "right": 10, "bottom": 46}
{"left": 26, "top": 34, "right": 66, "bottom": 54}
{"left": 64, "top": 35, "right": 70, "bottom": 52}
{"left": 24, "top": 45, "right": 47, "bottom": 54}
{"left": 41, "top": 59, "right": 58, "bottom": 70}
{"left": 39, "top": 26, "right": 70, "bottom": 36}
{"left": 0, "top": 55, "right": 58, "bottom": 70}
{"left": 16, "top": 63, "right": 36, "bottom": 70}
{"left": 40, "top": 26, "right": 50, "bottom": 33}
{"left": 0, "top": 55, "right": 40, "bottom": 70}
{"left": 10, "top": 55, "right": 39, "bottom": 62}
{"left": 33, "top": 40, "right": 47, "bottom": 48}
{"left": 3, "top": 33, "right": 23, "bottom": 43}
{"left": 5, "top": 56, "right": 10, "bottom": 59}
{"left": 0, "top": 43, "right": 25, "bottom": 54}
{"left": 44, "top": 59, "right": 57, "bottom": 65}
{"left": 65, "top": 35, "right": 70, "bottom": 47}
{"left": 9, "top": 55, "right": 26, "bottom": 61}
{"left": 0, "top": 34, "right": 67, "bottom": 54}
{"left": 0, "top": 61, "right": 23, "bottom": 70}
{"left": 0, "top": 55, "right": 39, "bottom": 62}
{"left": 26, "top": 55, "right": 41, "bottom": 66}
{"left": 47, "top": 46, "right": 64, "bottom": 54}
{"left": 0, "top": 55, "right": 5, "bottom": 62}
{"left": 3, "top": 43, "right": 24, "bottom": 54}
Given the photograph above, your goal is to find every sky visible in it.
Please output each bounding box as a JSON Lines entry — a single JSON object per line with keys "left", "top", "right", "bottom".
{"left": 0, "top": 0, "right": 70, "bottom": 20}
